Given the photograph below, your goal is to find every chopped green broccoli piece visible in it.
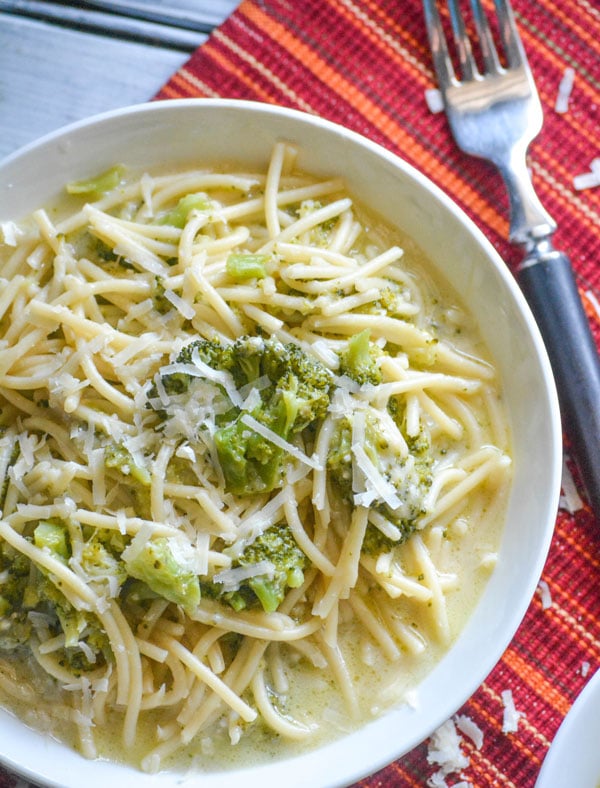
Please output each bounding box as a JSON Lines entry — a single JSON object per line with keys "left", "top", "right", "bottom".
{"left": 226, "top": 253, "right": 268, "bottom": 282}
{"left": 0, "top": 543, "right": 31, "bottom": 649}
{"left": 0, "top": 430, "right": 19, "bottom": 510}
{"left": 327, "top": 413, "right": 432, "bottom": 552}
{"left": 0, "top": 533, "right": 110, "bottom": 667}
{"left": 214, "top": 338, "right": 332, "bottom": 494}
{"left": 153, "top": 277, "right": 173, "bottom": 315}
{"left": 149, "top": 336, "right": 333, "bottom": 496}
{"left": 214, "top": 419, "right": 283, "bottom": 496}
{"left": 205, "top": 524, "right": 307, "bottom": 613}
{"left": 33, "top": 520, "right": 70, "bottom": 561}
{"left": 104, "top": 443, "right": 151, "bottom": 486}
{"left": 104, "top": 443, "right": 152, "bottom": 517}
{"left": 66, "top": 165, "right": 125, "bottom": 196}
{"left": 123, "top": 537, "right": 200, "bottom": 612}
{"left": 148, "top": 337, "right": 233, "bottom": 401}
{"left": 80, "top": 536, "right": 128, "bottom": 589}
{"left": 158, "top": 193, "right": 210, "bottom": 228}
{"left": 339, "top": 330, "right": 383, "bottom": 386}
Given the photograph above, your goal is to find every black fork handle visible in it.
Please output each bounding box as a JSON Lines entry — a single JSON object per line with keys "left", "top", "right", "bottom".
{"left": 518, "top": 251, "right": 600, "bottom": 520}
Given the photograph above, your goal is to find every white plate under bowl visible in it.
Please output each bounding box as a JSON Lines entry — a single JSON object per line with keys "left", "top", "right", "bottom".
{"left": 0, "top": 99, "right": 562, "bottom": 788}
{"left": 536, "top": 669, "right": 600, "bottom": 788}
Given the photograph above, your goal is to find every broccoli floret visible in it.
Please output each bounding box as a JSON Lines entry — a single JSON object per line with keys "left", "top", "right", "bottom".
{"left": 122, "top": 537, "right": 201, "bottom": 613}
{"left": 238, "top": 524, "right": 306, "bottom": 612}
{"left": 0, "top": 544, "right": 32, "bottom": 649}
{"left": 104, "top": 443, "right": 151, "bottom": 486}
{"left": 338, "top": 330, "right": 383, "bottom": 386}
{"left": 216, "top": 338, "right": 332, "bottom": 494}
{"left": 214, "top": 419, "right": 283, "bottom": 496}
{"left": 205, "top": 525, "right": 307, "bottom": 613}
{"left": 149, "top": 336, "right": 333, "bottom": 496}
{"left": 327, "top": 412, "right": 432, "bottom": 553}
{"left": 0, "top": 529, "right": 111, "bottom": 667}
{"left": 148, "top": 338, "right": 233, "bottom": 401}
{"left": 104, "top": 443, "right": 151, "bottom": 516}
{"left": 80, "top": 536, "right": 128, "bottom": 590}
{"left": 33, "top": 572, "right": 111, "bottom": 671}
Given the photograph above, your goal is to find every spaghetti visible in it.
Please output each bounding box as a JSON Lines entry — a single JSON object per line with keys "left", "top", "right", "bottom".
{"left": 0, "top": 142, "right": 511, "bottom": 771}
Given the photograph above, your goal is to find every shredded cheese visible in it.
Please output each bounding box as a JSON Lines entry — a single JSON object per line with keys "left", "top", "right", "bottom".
{"left": 501, "top": 689, "right": 524, "bottom": 733}
{"left": 425, "top": 87, "right": 444, "bottom": 113}
{"left": 555, "top": 66, "right": 575, "bottom": 114}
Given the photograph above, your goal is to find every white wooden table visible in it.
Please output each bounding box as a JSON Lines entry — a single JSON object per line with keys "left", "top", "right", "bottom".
{"left": 0, "top": 0, "right": 239, "bottom": 160}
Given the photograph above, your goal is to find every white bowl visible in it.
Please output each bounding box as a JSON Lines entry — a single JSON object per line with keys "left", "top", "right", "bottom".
{"left": 0, "top": 99, "right": 561, "bottom": 788}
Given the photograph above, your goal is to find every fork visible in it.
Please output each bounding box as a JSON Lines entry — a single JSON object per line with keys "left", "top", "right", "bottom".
{"left": 423, "top": 0, "right": 600, "bottom": 519}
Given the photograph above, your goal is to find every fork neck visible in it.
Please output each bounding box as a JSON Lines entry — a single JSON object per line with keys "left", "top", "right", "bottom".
{"left": 497, "top": 153, "right": 557, "bottom": 256}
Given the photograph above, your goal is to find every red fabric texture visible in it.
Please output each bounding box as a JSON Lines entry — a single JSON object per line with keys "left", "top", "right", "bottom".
{"left": 157, "top": 2, "right": 600, "bottom": 785}
{"left": 3, "top": 1, "right": 599, "bottom": 786}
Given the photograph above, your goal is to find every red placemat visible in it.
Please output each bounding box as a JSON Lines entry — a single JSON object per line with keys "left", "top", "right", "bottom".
{"left": 4, "top": 2, "right": 599, "bottom": 787}
{"left": 156, "top": 2, "right": 600, "bottom": 786}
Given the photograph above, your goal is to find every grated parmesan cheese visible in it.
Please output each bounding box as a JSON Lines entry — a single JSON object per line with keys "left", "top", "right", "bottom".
{"left": 426, "top": 718, "right": 470, "bottom": 787}
{"left": 555, "top": 66, "right": 575, "bottom": 114}
{"left": 559, "top": 457, "right": 584, "bottom": 513}
{"left": 163, "top": 289, "right": 195, "bottom": 320}
{"left": 455, "top": 713, "right": 484, "bottom": 750}
{"left": 501, "top": 689, "right": 524, "bottom": 733}
{"left": 537, "top": 579, "right": 553, "bottom": 610}
{"left": 352, "top": 444, "right": 402, "bottom": 510}
{"left": 404, "top": 688, "right": 420, "bottom": 710}
{"left": 240, "top": 413, "right": 322, "bottom": 470}
{"left": 573, "top": 157, "right": 600, "bottom": 191}
{"left": 425, "top": 87, "right": 444, "bottom": 114}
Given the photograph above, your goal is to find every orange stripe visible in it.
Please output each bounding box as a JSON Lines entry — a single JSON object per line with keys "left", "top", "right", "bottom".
{"left": 554, "top": 516, "right": 600, "bottom": 570}
{"left": 468, "top": 744, "right": 521, "bottom": 788}
{"left": 535, "top": 580, "right": 600, "bottom": 649}
{"left": 186, "top": 43, "right": 282, "bottom": 104}
{"left": 547, "top": 597, "right": 600, "bottom": 654}
{"left": 518, "top": 11, "right": 600, "bottom": 89}
{"left": 211, "top": 29, "right": 314, "bottom": 112}
{"left": 236, "top": 2, "right": 509, "bottom": 237}
{"left": 465, "top": 689, "right": 545, "bottom": 780}
{"left": 159, "top": 82, "right": 186, "bottom": 99}
{"left": 476, "top": 683, "right": 550, "bottom": 748}
{"left": 384, "top": 760, "right": 426, "bottom": 787}
{"left": 171, "top": 69, "right": 221, "bottom": 99}
{"left": 332, "top": 0, "right": 433, "bottom": 85}
{"left": 502, "top": 648, "right": 571, "bottom": 716}
{"left": 582, "top": 290, "right": 600, "bottom": 326}
{"left": 534, "top": 149, "right": 600, "bottom": 220}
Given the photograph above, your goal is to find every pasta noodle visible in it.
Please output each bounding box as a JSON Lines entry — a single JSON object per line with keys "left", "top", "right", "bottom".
{"left": 0, "top": 142, "right": 511, "bottom": 772}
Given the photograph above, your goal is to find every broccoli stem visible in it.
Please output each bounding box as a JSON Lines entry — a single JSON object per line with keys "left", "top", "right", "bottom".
{"left": 226, "top": 253, "right": 268, "bottom": 281}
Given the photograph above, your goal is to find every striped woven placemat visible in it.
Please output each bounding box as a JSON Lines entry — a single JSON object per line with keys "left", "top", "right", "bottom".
{"left": 1, "top": 3, "right": 597, "bottom": 788}
{"left": 154, "top": 1, "right": 600, "bottom": 786}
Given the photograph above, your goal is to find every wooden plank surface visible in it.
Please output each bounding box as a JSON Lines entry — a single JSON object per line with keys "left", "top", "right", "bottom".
{"left": 0, "top": 1, "right": 239, "bottom": 159}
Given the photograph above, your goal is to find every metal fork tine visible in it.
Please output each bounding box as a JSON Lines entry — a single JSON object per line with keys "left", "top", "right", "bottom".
{"left": 421, "top": 0, "right": 600, "bottom": 519}
{"left": 470, "top": 0, "right": 502, "bottom": 73}
{"left": 494, "top": 0, "right": 526, "bottom": 68}
{"left": 423, "top": 0, "right": 457, "bottom": 87}
{"left": 447, "top": 0, "right": 479, "bottom": 80}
